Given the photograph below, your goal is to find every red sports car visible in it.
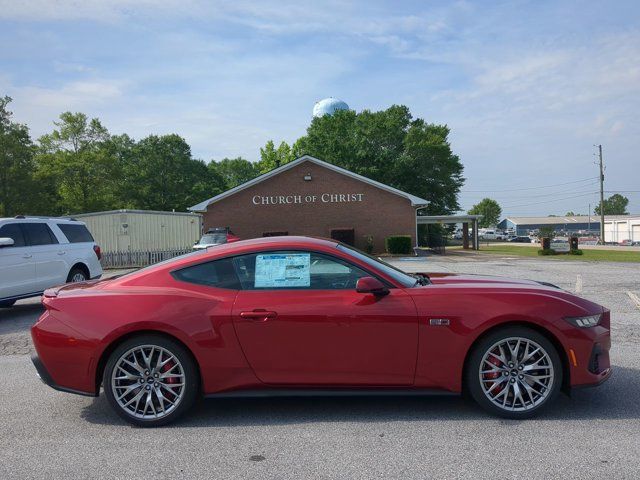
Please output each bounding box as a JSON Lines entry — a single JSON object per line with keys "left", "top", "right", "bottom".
{"left": 31, "top": 236, "right": 611, "bottom": 426}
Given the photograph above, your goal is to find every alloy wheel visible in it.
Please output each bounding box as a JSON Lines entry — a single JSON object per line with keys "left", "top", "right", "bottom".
{"left": 71, "top": 272, "right": 86, "bottom": 282}
{"left": 111, "top": 345, "right": 186, "bottom": 419}
{"left": 479, "top": 337, "right": 554, "bottom": 412}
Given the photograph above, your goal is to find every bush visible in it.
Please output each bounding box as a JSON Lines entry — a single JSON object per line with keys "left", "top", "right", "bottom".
{"left": 363, "top": 235, "right": 374, "bottom": 254}
{"left": 537, "top": 248, "right": 557, "bottom": 256}
{"left": 385, "top": 235, "right": 413, "bottom": 254}
{"left": 569, "top": 249, "right": 583, "bottom": 255}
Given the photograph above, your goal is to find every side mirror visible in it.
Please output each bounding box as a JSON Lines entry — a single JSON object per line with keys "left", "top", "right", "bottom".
{"left": 0, "top": 237, "right": 14, "bottom": 248}
{"left": 356, "top": 276, "right": 389, "bottom": 296}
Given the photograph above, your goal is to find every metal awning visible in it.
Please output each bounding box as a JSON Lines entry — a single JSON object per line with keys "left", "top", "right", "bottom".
{"left": 416, "top": 214, "right": 483, "bottom": 224}
{"left": 415, "top": 214, "right": 483, "bottom": 250}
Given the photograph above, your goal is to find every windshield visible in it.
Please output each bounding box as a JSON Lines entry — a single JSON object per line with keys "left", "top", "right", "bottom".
{"left": 336, "top": 244, "right": 419, "bottom": 288}
{"left": 198, "top": 233, "right": 226, "bottom": 245}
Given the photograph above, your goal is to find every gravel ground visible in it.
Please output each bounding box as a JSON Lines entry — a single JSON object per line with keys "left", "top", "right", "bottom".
{"left": 0, "top": 255, "right": 639, "bottom": 479}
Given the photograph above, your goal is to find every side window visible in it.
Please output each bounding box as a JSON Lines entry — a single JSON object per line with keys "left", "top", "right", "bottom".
{"left": 23, "top": 223, "right": 58, "bottom": 246}
{"left": 234, "top": 251, "right": 370, "bottom": 290}
{"left": 172, "top": 257, "right": 240, "bottom": 290}
{"left": 57, "top": 224, "right": 94, "bottom": 243}
{"left": 0, "top": 223, "right": 26, "bottom": 247}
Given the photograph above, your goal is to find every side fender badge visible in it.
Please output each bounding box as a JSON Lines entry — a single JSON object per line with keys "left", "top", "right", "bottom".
{"left": 429, "top": 318, "right": 450, "bottom": 326}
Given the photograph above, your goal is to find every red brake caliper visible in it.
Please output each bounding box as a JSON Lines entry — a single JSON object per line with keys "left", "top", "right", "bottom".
{"left": 161, "top": 360, "right": 178, "bottom": 401}
{"left": 484, "top": 355, "right": 504, "bottom": 393}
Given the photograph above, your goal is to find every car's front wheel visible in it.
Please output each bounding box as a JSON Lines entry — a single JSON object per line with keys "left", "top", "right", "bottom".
{"left": 103, "top": 335, "right": 198, "bottom": 427}
{"left": 466, "top": 326, "right": 562, "bottom": 419}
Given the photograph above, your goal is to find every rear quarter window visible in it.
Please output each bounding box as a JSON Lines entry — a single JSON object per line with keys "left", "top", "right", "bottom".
{"left": 57, "top": 223, "right": 94, "bottom": 243}
{"left": 171, "top": 258, "right": 240, "bottom": 290}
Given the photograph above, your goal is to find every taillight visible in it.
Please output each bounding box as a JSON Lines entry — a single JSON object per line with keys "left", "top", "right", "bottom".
{"left": 93, "top": 245, "right": 102, "bottom": 260}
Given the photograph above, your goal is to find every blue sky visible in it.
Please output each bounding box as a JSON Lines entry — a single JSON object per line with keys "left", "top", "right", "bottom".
{"left": 1, "top": 0, "right": 638, "bottom": 216}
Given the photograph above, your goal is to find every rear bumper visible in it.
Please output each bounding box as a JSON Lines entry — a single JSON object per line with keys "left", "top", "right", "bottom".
{"left": 31, "top": 353, "right": 97, "bottom": 397}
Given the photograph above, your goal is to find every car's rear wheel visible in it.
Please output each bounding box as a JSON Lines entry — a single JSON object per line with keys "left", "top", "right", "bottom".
{"left": 103, "top": 335, "right": 198, "bottom": 427}
{"left": 466, "top": 326, "right": 562, "bottom": 419}
{"left": 67, "top": 267, "right": 87, "bottom": 283}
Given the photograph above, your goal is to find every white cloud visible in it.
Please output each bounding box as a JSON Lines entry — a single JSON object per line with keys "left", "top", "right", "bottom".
{"left": 1, "top": 1, "right": 639, "bottom": 214}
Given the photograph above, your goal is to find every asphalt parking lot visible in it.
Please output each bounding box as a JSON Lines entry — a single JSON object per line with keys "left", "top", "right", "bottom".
{"left": 1, "top": 256, "right": 639, "bottom": 479}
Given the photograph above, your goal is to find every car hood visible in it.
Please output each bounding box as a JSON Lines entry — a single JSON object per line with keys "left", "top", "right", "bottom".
{"left": 414, "top": 272, "right": 606, "bottom": 315}
{"left": 424, "top": 272, "right": 556, "bottom": 288}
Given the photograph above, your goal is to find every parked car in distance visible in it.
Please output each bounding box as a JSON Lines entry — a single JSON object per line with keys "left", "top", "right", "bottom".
{"left": 193, "top": 227, "right": 240, "bottom": 250}
{"left": 479, "top": 229, "right": 505, "bottom": 241}
{"left": 509, "top": 236, "right": 533, "bottom": 243}
{"left": 0, "top": 216, "right": 102, "bottom": 307}
{"left": 31, "top": 236, "right": 611, "bottom": 426}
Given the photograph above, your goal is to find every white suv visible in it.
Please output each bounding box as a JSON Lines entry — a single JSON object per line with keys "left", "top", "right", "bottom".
{"left": 0, "top": 217, "right": 102, "bottom": 307}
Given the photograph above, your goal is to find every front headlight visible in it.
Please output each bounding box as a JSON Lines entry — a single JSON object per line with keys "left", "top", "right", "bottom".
{"left": 565, "top": 314, "right": 601, "bottom": 328}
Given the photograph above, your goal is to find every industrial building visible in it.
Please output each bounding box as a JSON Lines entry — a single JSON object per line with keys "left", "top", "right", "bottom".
{"left": 497, "top": 215, "right": 638, "bottom": 239}
{"left": 73, "top": 210, "right": 202, "bottom": 254}
{"left": 604, "top": 216, "right": 640, "bottom": 243}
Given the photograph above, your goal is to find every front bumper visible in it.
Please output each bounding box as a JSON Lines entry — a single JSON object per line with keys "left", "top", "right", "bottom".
{"left": 566, "top": 310, "right": 612, "bottom": 389}
{"left": 31, "top": 352, "right": 97, "bottom": 397}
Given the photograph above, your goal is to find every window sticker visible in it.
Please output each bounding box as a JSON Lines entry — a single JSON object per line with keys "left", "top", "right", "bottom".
{"left": 254, "top": 253, "right": 311, "bottom": 288}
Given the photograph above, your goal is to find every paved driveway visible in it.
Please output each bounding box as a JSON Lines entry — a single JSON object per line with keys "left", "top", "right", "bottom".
{"left": 1, "top": 258, "right": 639, "bottom": 479}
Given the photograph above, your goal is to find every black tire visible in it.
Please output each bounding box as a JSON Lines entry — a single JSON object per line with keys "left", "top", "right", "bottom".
{"left": 0, "top": 299, "right": 16, "bottom": 308}
{"left": 66, "top": 266, "right": 88, "bottom": 283}
{"left": 103, "top": 335, "right": 199, "bottom": 427}
{"left": 466, "top": 326, "right": 562, "bottom": 419}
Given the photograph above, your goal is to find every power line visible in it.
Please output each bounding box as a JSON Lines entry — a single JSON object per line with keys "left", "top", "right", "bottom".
{"left": 463, "top": 177, "right": 599, "bottom": 193}
{"left": 462, "top": 183, "right": 599, "bottom": 200}
{"left": 499, "top": 191, "right": 598, "bottom": 209}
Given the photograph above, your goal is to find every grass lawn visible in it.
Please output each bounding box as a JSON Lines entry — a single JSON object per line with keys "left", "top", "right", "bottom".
{"left": 478, "top": 245, "right": 640, "bottom": 263}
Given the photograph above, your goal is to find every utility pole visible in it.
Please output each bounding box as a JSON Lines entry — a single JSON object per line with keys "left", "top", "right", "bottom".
{"left": 597, "top": 144, "right": 605, "bottom": 243}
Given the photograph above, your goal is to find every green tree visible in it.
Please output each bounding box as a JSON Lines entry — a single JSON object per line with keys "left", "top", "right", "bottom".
{"left": 36, "top": 112, "right": 116, "bottom": 213}
{"left": 468, "top": 198, "right": 502, "bottom": 228}
{"left": 594, "top": 194, "right": 629, "bottom": 215}
{"left": 99, "top": 133, "right": 138, "bottom": 208}
{"left": 294, "top": 106, "right": 464, "bottom": 215}
{"left": 538, "top": 225, "right": 556, "bottom": 239}
{"left": 127, "top": 134, "right": 225, "bottom": 211}
{"left": 257, "top": 140, "right": 296, "bottom": 173}
{"left": 0, "top": 96, "right": 36, "bottom": 216}
{"left": 210, "top": 157, "right": 259, "bottom": 188}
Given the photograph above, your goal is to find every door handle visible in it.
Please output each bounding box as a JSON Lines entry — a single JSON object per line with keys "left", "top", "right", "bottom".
{"left": 240, "top": 310, "right": 278, "bottom": 320}
{"left": 57, "top": 251, "right": 66, "bottom": 255}
{"left": 22, "top": 254, "right": 32, "bottom": 259}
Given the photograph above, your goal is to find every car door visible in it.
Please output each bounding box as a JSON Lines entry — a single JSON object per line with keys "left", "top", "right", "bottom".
{"left": 0, "top": 223, "right": 36, "bottom": 299}
{"left": 22, "top": 222, "right": 68, "bottom": 291}
{"left": 231, "top": 250, "right": 419, "bottom": 386}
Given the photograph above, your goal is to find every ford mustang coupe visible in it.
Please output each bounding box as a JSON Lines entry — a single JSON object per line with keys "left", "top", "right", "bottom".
{"left": 31, "top": 236, "right": 611, "bottom": 426}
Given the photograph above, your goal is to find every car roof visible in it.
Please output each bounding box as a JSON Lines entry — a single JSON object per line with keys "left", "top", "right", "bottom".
{"left": 0, "top": 217, "right": 85, "bottom": 224}
{"left": 209, "top": 235, "right": 339, "bottom": 254}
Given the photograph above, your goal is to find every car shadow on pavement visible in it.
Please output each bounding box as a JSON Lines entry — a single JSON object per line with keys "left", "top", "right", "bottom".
{"left": 80, "top": 364, "right": 639, "bottom": 428}
{"left": 0, "top": 302, "right": 43, "bottom": 334}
